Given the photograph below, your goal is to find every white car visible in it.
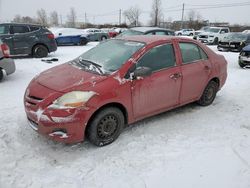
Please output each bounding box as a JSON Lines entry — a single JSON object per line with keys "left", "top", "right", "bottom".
{"left": 197, "top": 27, "right": 230, "bottom": 45}
{"left": 175, "top": 29, "right": 195, "bottom": 36}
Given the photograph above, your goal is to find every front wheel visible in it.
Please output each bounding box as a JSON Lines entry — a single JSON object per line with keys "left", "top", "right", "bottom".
{"left": 32, "top": 45, "right": 48, "bottom": 58}
{"left": 213, "top": 38, "right": 219, "bottom": 45}
{"left": 86, "top": 107, "right": 124, "bottom": 146}
{"left": 197, "top": 81, "right": 219, "bottom": 106}
{"left": 239, "top": 61, "right": 246, "bottom": 68}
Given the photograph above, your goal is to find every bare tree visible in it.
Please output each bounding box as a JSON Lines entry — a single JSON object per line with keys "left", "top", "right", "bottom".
{"left": 50, "top": 11, "right": 59, "bottom": 26}
{"left": 150, "top": 0, "right": 163, "bottom": 26}
{"left": 123, "top": 6, "right": 141, "bottom": 27}
{"left": 37, "top": 9, "right": 48, "bottom": 26}
{"left": 67, "top": 7, "right": 77, "bottom": 28}
{"left": 187, "top": 10, "right": 203, "bottom": 29}
{"left": 12, "top": 15, "right": 37, "bottom": 24}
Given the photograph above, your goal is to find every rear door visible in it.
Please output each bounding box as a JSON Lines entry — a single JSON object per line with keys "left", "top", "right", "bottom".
{"left": 131, "top": 43, "right": 182, "bottom": 119}
{"left": 10, "top": 25, "right": 31, "bottom": 55}
{"left": 178, "top": 42, "right": 211, "bottom": 104}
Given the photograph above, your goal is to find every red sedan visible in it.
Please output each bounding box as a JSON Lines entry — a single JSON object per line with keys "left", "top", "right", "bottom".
{"left": 24, "top": 36, "right": 227, "bottom": 146}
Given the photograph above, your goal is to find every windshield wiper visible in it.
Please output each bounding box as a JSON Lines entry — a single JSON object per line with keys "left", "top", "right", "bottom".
{"left": 78, "top": 58, "right": 104, "bottom": 75}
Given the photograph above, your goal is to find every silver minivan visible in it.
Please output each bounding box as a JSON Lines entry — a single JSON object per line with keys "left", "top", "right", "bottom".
{"left": 0, "top": 39, "right": 15, "bottom": 81}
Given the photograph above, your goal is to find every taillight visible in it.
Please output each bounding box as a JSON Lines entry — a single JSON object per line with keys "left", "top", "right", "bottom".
{"left": 1, "top": 43, "right": 10, "bottom": 58}
{"left": 47, "top": 33, "right": 55, "bottom": 39}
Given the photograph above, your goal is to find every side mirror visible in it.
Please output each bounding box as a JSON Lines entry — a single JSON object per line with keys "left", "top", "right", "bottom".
{"left": 59, "top": 33, "right": 62, "bottom": 36}
{"left": 133, "top": 66, "right": 152, "bottom": 79}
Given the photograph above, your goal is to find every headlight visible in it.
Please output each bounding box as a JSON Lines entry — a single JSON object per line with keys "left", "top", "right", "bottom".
{"left": 49, "top": 91, "right": 96, "bottom": 109}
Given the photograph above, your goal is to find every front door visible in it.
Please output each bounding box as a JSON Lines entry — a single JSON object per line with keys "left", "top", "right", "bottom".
{"left": 131, "top": 43, "right": 182, "bottom": 119}
{"left": 10, "top": 25, "right": 31, "bottom": 55}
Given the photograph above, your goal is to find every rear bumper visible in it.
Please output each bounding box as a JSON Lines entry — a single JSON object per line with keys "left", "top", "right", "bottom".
{"left": 47, "top": 40, "right": 57, "bottom": 53}
{"left": 0, "top": 57, "right": 16, "bottom": 75}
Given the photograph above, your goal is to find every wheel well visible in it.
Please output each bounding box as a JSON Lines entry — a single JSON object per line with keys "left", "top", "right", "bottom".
{"left": 210, "top": 77, "right": 220, "bottom": 87}
{"left": 32, "top": 43, "right": 49, "bottom": 55}
{"left": 86, "top": 102, "right": 128, "bottom": 131}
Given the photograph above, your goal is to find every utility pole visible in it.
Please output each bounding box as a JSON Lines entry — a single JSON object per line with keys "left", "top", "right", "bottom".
{"left": 119, "top": 9, "right": 122, "bottom": 25}
{"left": 181, "top": 3, "right": 185, "bottom": 29}
{"left": 85, "top": 12, "right": 87, "bottom": 25}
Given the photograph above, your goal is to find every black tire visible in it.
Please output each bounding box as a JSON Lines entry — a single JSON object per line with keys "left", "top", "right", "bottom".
{"left": 100, "top": 36, "right": 107, "bottom": 41}
{"left": 197, "top": 81, "right": 219, "bottom": 106}
{"left": 87, "top": 107, "right": 124, "bottom": 146}
{"left": 189, "top": 33, "right": 194, "bottom": 36}
{"left": 239, "top": 62, "right": 246, "bottom": 68}
{"left": 0, "top": 69, "right": 3, "bottom": 82}
{"left": 32, "top": 45, "right": 48, "bottom": 58}
{"left": 213, "top": 38, "right": 219, "bottom": 45}
{"left": 79, "top": 38, "right": 88, "bottom": 46}
{"left": 178, "top": 33, "right": 182, "bottom": 36}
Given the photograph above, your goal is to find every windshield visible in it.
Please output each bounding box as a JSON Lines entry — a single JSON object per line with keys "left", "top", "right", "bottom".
{"left": 118, "top": 29, "right": 143, "bottom": 37}
{"left": 223, "top": 33, "right": 247, "bottom": 41}
{"left": 77, "top": 40, "right": 145, "bottom": 74}
{"left": 207, "top": 28, "right": 220, "bottom": 33}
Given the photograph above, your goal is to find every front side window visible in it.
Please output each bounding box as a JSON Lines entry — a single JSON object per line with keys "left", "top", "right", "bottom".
{"left": 137, "top": 44, "right": 176, "bottom": 72}
{"left": 10, "top": 26, "right": 29, "bottom": 34}
{"left": 179, "top": 42, "right": 208, "bottom": 64}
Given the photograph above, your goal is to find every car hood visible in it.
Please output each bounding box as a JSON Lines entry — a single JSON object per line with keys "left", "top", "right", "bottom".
{"left": 37, "top": 62, "right": 107, "bottom": 92}
{"left": 199, "top": 32, "right": 216, "bottom": 36}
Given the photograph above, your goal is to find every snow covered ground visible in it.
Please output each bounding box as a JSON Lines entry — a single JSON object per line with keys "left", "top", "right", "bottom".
{"left": 0, "top": 43, "right": 250, "bottom": 188}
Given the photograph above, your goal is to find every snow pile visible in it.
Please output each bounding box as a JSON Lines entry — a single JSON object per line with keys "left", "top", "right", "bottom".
{"left": 0, "top": 44, "right": 250, "bottom": 188}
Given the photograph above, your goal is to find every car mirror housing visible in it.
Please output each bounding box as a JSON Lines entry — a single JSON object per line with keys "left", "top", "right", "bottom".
{"left": 133, "top": 66, "right": 152, "bottom": 79}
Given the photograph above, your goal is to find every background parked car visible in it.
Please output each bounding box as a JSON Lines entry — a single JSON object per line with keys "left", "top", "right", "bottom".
{"left": 175, "top": 29, "right": 195, "bottom": 36}
{"left": 0, "top": 23, "right": 57, "bottom": 58}
{"left": 198, "top": 27, "right": 230, "bottom": 45}
{"left": 118, "top": 27, "right": 175, "bottom": 37}
{"left": 82, "top": 28, "right": 109, "bottom": 41}
{"left": 193, "top": 26, "right": 210, "bottom": 40}
{"left": 217, "top": 32, "right": 250, "bottom": 52}
{"left": 0, "top": 39, "right": 15, "bottom": 81}
{"left": 239, "top": 45, "right": 250, "bottom": 68}
{"left": 101, "top": 28, "right": 119, "bottom": 38}
{"left": 24, "top": 36, "right": 227, "bottom": 146}
{"left": 53, "top": 28, "right": 88, "bottom": 46}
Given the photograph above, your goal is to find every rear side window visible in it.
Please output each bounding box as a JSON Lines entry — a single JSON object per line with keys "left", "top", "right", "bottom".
{"left": 0, "top": 25, "right": 8, "bottom": 34}
{"left": 137, "top": 44, "right": 176, "bottom": 72}
{"left": 10, "top": 26, "right": 30, "bottom": 34}
{"left": 30, "top": 26, "right": 40, "bottom": 32}
{"left": 179, "top": 42, "right": 208, "bottom": 64}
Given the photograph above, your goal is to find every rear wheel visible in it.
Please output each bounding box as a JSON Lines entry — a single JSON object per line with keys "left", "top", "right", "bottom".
{"left": 86, "top": 107, "right": 124, "bottom": 146}
{"left": 32, "top": 45, "right": 48, "bottom": 58}
{"left": 101, "top": 36, "right": 107, "bottom": 41}
{"left": 0, "top": 69, "right": 3, "bottom": 82}
{"left": 197, "top": 81, "right": 219, "bottom": 106}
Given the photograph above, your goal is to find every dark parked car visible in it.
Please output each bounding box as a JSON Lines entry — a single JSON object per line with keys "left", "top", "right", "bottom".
{"left": 218, "top": 33, "right": 250, "bottom": 52}
{"left": 0, "top": 39, "right": 15, "bottom": 81}
{"left": 239, "top": 45, "right": 250, "bottom": 68}
{"left": 82, "top": 29, "right": 110, "bottom": 41}
{"left": 118, "top": 27, "right": 175, "bottom": 37}
{"left": 0, "top": 23, "right": 57, "bottom": 58}
{"left": 24, "top": 36, "right": 227, "bottom": 146}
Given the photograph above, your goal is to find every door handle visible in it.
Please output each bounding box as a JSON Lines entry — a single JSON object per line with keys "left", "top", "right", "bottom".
{"left": 204, "top": 65, "right": 210, "bottom": 70}
{"left": 170, "top": 73, "right": 182, "bottom": 80}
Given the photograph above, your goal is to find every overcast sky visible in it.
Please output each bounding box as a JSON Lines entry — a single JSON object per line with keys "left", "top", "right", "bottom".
{"left": 0, "top": 0, "right": 250, "bottom": 25}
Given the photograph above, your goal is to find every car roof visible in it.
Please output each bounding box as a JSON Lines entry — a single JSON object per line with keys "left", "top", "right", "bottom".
{"left": 130, "top": 27, "right": 171, "bottom": 32}
{"left": 0, "top": 23, "right": 43, "bottom": 27}
{"left": 119, "top": 35, "right": 191, "bottom": 45}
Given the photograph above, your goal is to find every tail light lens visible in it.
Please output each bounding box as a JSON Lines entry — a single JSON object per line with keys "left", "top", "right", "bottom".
{"left": 47, "top": 33, "right": 55, "bottom": 39}
{"left": 1, "top": 43, "right": 10, "bottom": 58}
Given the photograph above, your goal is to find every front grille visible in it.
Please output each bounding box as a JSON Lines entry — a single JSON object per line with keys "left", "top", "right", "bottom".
{"left": 25, "top": 95, "right": 44, "bottom": 106}
{"left": 199, "top": 35, "right": 208, "bottom": 39}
